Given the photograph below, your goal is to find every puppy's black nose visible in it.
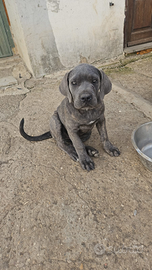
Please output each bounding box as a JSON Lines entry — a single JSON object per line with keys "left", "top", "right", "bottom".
{"left": 80, "top": 94, "right": 92, "bottom": 102}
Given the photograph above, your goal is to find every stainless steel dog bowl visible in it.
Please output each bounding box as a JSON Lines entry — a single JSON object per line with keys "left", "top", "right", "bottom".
{"left": 132, "top": 122, "right": 152, "bottom": 171}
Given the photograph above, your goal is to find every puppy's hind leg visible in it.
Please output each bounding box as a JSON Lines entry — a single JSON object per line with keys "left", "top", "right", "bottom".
{"left": 50, "top": 111, "right": 78, "bottom": 162}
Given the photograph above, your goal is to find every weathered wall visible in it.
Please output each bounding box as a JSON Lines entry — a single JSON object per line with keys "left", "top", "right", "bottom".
{"left": 47, "top": 0, "right": 125, "bottom": 66}
{"left": 5, "top": 0, "right": 125, "bottom": 77}
{"left": 5, "top": 0, "right": 63, "bottom": 77}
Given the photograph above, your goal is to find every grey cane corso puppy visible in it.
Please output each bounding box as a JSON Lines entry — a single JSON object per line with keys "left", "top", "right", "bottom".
{"left": 20, "top": 63, "right": 120, "bottom": 171}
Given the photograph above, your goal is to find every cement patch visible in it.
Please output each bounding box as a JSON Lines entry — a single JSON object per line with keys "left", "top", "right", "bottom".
{"left": 0, "top": 76, "right": 17, "bottom": 88}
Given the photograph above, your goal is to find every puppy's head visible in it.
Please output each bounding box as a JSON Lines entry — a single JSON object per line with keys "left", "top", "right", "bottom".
{"left": 59, "top": 64, "right": 112, "bottom": 110}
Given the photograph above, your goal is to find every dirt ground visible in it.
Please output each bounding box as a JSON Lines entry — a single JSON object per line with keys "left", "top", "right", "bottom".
{"left": 0, "top": 54, "right": 152, "bottom": 270}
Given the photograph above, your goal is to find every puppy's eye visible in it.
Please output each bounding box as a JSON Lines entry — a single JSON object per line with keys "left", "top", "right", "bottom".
{"left": 92, "top": 79, "right": 97, "bottom": 84}
{"left": 71, "top": 81, "right": 77, "bottom": 85}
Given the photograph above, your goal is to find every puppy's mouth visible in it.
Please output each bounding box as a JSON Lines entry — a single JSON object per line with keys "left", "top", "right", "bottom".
{"left": 81, "top": 102, "right": 95, "bottom": 109}
{"left": 74, "top": 102, "right": 96, "bottom": 110}
{"left": 81, "top": 107, "right": 94, "bottom": 111}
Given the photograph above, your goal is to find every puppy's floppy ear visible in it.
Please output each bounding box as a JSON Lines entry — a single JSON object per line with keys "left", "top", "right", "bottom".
{"left": 99, "top": 70, "right": 112, "bottom": 99}
{"left": 59, "top": 72, "right": 72, "bottom": 103}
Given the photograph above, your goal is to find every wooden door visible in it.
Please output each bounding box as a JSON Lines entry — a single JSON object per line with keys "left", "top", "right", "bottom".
{"left": 0, "top": 0, "right": 14, "bottom": 57}
{"left": 125, "top": 0, "right": 152, "bottom": 47}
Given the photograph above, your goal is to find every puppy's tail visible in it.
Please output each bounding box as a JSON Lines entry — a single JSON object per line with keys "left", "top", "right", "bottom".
{"left": 19, "top": 118, "right": 52, "bottom": 141}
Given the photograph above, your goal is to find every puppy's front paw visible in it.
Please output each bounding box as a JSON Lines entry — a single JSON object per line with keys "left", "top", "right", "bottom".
{"left": 103, "top": 141, "right": 120, "bottom": 157}
{"left": 79, "top": 155, "right": 95, "bottom": 171}
{"left": 85, "top": 145, "right": 99, "bottom": 157}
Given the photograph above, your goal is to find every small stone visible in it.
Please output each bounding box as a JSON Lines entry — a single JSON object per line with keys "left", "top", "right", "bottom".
{"left": 25, "top": 79, "right": 36, "bottom": 89}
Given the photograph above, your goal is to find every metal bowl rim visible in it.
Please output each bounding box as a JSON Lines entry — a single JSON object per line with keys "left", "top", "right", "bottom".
{"left": 131, "top": 121, "right": 152, "bottom": 162}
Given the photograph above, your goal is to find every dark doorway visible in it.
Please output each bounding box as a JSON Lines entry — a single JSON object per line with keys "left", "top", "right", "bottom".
{"left": 125, "top": 0, "right": 152, "bottom": 47}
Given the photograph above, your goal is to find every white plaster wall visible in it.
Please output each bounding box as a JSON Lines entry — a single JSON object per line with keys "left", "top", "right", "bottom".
{"left": 5, "top": 0, "right": 125, "bottom": 77}
{"left": 47, "top": 0, "right": 125, "bottom": 67}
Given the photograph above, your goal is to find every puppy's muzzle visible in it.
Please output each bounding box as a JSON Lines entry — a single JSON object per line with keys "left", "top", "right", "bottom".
{"left": 80, "top": 93, "right": 92, "bottom": 103}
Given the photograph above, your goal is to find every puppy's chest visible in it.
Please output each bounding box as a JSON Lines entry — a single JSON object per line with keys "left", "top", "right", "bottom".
{"left": 78, "top": 120, "right": 97, "bottom": 132}
{"left": 77, "top": 109, "right": 103, "bottom": 130}
{"left": 79, "top": 117, "right": 97, "bottom": 126}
